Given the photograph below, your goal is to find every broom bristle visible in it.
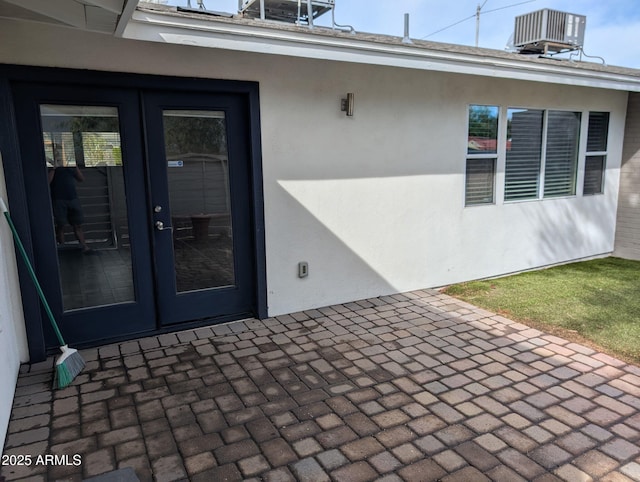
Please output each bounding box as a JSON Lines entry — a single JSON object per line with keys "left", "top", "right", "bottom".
{"left": 54, "top": 345, "right": 85, "bottom": 389}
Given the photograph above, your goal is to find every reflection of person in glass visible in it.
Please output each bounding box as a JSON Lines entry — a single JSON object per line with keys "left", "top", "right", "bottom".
{"left": 48, "top": 144, "right": 92, "bottom": 254}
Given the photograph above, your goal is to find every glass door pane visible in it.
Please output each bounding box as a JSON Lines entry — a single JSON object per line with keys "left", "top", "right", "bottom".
{"left": 162, "top": 110, "right": 235, "bottom": 293}
{"left": 41, "top": 104, "right": 134, "bottom": 311}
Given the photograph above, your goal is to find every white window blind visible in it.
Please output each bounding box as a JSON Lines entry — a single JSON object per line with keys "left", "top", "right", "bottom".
{"left": 584, "top": 112, "right": 609, "bottom": 195}
{"left": 544, "top": 111, "right": 581, "bottom": 198}
{"left": 587, "top": 112, "right": 609, "bottom": 152}
{"left": 505, "top": 108, "right": 543, "bottom": 201}
{"left": 466, "top": 158, "right": 495, "bottom": 205}
{"left": 584, "top": 156, "right": 605, "bottom": 195}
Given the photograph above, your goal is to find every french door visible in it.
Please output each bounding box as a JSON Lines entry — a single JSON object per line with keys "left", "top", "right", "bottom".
{"left": 144, "top": 91, "right": 256, "bottom": 326}
{"left": 12, "top": 82, "right": 259, "bottom": 348}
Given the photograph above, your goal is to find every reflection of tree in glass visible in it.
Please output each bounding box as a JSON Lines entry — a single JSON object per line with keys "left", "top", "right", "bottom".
{"left": 163, "top": 117, "right": 227, "bottom": 157}
{"left": 71, "top": 117, "right": 121, "bottom": 167}
{"left": 81, "top": 132, "right": 122, "bottom": 166}
{"left": 69, "top": 116, "right": 119, "bottom": 134}
{"left": 43, "top": 116, "right": 121, "bottom": 167}
{"left": 468, "top": 105, "right": 498, "bottom": 139}
{"left": 468, "top": 105, "right": 499, "bottom": 154}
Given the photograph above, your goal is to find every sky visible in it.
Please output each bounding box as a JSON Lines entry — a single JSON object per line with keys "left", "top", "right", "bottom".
{"left": 164, "top": 0, "right": 640, "bottom": 69}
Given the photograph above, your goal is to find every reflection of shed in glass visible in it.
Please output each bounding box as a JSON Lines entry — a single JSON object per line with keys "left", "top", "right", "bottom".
{"left": 163, "top": 109, "right": 232, "bottom": 242}
{"left": 167, "top": 153, "right": 232, "bottom": 240}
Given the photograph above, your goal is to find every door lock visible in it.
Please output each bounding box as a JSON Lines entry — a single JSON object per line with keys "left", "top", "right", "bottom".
{"left": 155, "top": 221, "right": 172, "bottom": 231}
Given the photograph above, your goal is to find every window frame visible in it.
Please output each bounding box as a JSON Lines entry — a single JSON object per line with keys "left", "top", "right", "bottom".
{"left": 504, "top": 106, "right": 545, "bottom": 202}
{"left": 465, "top": 157, "right": 496, "bottom": 206}
{"left": 503, "top": 107, "right": 582, "bottom": 203}
{"left": 543, "top": 110, "right": 582, "bottom": 199}
{"left": 463, "top": 104, "right": 612, "bottom": 206}
{"left": 583, "top": 111, "right": 610, "bottom": 196}
{"left": 465, "top": 104, "right": 499, "bottom": 207}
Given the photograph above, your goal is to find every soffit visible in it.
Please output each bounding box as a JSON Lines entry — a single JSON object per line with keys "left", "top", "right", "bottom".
{"left": 0, "top": 0, "right": 136, "bottom": 35}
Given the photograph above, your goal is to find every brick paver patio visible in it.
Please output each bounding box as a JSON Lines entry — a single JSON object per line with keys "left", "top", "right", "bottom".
{"left": 2, "top": 289, "right": 640, "bottom": 481}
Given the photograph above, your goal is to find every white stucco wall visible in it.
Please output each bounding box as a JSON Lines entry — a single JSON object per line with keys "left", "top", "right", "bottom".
{"left": 0, "top": 152, "right": 29, "bottom": 451}
{"left": 0, "top": 19, "right": 628, "bottom": 321}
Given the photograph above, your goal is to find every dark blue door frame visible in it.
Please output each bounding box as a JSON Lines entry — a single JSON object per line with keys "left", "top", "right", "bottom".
{"left": 143, "top": 91, "right": 258, "bottom": 325}
{"left": 0, "top": 65, "right": 267, "bottom": 362}
{"left": 11, "top": 83, "right": 157, "bottom": 349}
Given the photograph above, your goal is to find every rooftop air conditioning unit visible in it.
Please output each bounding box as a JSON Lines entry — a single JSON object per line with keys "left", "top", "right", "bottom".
{"left": 239, "top": 0, "right": 334, "bottom": 23}
{"left": 514, "top": 9, "right": 586, "bottom": 54}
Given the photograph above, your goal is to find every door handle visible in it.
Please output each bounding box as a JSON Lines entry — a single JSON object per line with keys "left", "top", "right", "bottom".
{"left": 155, "top": 221, "right": 173, "bottom": 231}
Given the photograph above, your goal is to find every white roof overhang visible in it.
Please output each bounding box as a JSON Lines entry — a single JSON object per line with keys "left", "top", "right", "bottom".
{"left": 0, "top": 0, "right": 137, "bottom": 35}
{"left": 125, "top": 8, "right": 640, "bottom": 93}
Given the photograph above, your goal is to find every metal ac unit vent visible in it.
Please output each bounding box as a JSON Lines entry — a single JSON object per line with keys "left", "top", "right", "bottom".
{"left": 239, "top": 0, "right": 334, "bottom": 23}
{"left": 514, "top": 9, "right": 586, "bottom": 54}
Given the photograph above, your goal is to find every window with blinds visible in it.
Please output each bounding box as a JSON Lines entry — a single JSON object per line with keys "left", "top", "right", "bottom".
{"left": 505, "top": 108, "right": 543, "bottom": 201}
{"left": 584, "top": 112, "right": 609, "bottom": 195}
{"left": 544, "top": 111, "right": 581, "bottom": 198}
{"left": 466, "top": 158, "right": 495, "bottom": 205}
{"left": 467, "top": 106, "right": 607, "bottom": 204}
{"left": 465, "top": 105, "right": 498, "bottom": 206}
{"left": 504, "top": 109, "right": 581, "bottom": 201}
{"left": 584, "top": 156, "right": 605, "bottom": 195}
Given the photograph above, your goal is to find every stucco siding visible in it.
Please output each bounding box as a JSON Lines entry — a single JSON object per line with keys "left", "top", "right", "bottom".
{"left": 0, "top": 152, "right": 29, "bottom": 451}
{"left": 0, "top": 18, "right": 629, "bottom": 319}
{"left": 615, "top": 92, "right": 640, "bottom": 259}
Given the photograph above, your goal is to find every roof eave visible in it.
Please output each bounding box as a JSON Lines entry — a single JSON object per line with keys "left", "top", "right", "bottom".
{"left": 124, "top": 9, "right": 640, "bottom": 93}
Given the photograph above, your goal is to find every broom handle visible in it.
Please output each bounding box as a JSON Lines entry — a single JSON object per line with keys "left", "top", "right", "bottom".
{"left": 1, "top": 197, "right": 67, "bottom": 347}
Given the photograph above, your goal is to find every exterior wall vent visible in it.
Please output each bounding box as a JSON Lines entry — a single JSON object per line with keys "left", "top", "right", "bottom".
{"left": 514, "top": 9, "right": 586, "bottom": 54}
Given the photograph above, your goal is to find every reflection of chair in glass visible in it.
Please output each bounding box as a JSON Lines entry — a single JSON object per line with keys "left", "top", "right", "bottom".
{"left": 190, "top": 214, "right": 213, "bottom": 241}
{"left": 171, "top": 213, "right": 231, "bottom": 242}
{"left": 171, "top": 215, "right": 192, "bottom": 241}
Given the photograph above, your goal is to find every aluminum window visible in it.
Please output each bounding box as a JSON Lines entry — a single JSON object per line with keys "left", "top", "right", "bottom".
{"left": 504, "top": 108, "right": 581, "bottom": 201}
{"left": 584, "top": 112, "right": 609, "bottom": 195}
{"left": 544, "top": 111, "right": 581, "bottom": 198}
{"left": 465, "top": 105, "right": 498, "bottom": 206}
{"left": 505, "top": 108, "right": 543, "bottom": 201}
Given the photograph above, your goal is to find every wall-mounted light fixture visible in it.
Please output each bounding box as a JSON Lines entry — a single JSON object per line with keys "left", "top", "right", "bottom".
{"left": 341, "top": 93, "right": 354, "bottom": 117}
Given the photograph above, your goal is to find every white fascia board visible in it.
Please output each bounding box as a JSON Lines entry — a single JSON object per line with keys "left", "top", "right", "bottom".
{"left": 125, "top": 10, "right": 640, "bottom": 92}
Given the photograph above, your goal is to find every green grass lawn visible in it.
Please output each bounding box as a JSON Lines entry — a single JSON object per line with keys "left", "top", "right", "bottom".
{"left": 442, "top": 257, "right": 640, "bottom": 364}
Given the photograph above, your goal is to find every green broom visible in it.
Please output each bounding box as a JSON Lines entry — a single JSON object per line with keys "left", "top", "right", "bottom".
{"left": 1, "top": 196, "right": 85, "bottom": 388}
